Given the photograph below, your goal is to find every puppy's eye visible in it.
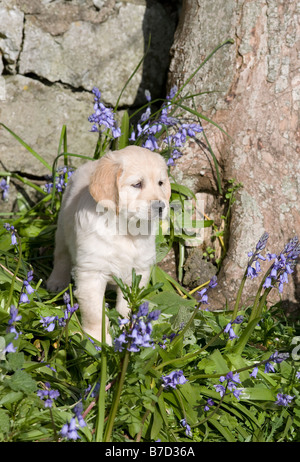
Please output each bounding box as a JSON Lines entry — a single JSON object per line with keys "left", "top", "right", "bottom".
{"left": 158, "top": 181, "right": 164, "bottom": 186}
{"left": 132, "top": 182, "right": 142, "bottom": 189}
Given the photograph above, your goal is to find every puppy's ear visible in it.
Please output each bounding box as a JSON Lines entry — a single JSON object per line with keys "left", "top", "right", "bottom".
{"left": 89, "top": 156, "right": 121, "bottom": 209}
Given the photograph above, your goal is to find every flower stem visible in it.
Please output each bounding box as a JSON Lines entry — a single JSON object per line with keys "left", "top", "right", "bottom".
{"left": 249, "top": 268, "right": 271, "bottom": 322}
{"left": 95, "top": 299, "right": 108, "bottom": 441}
{"left": 232, "top": 270, "right": 247, "bottom": 320}
{"left": 103, "top": 349, "right": 130, "bottom": 442}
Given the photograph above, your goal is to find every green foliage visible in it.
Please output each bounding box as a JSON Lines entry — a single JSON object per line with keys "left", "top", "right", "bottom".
{"left": 0, "top": 39, "right": 299, "bottom": 443}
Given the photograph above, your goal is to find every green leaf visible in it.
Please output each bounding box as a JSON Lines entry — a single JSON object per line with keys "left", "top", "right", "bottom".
{"left": 0, "top": 391, "right": 24, "bottom": 406}
{"left": 57, "top": 124, "right": 68, "bottom": 160}
{"left": 5, "top": 369, "right": 37, "bottom": 394}
{"left": 240, "top": 386, "right": 275, "bottom": 401}
{"left": 151, "top": 408, "right": 163, "bottom": 440}
{"left": 170, "top": 182, "right": 196, "bottom": 199}
{"left": 231, "top": 317, "right": 261, "bottom": 356}
{"left": 7, "top": 352, "right": 24, "bottom": 371}
{"left": 210, "top": 349, "right": 230, "bottom": 374}
{"left": 208, "top": 417, "right": 236, "bottom": 442}
{"left": 149, "top": 289, "right": 196, "bottom": 316}
{"left": 0, "top": 409, "right": 10, "bottom": 434}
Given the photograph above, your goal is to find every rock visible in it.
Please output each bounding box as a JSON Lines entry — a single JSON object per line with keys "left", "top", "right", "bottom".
{"left": 0, "top": 4, "right": 24, "bottom": 73}
{"left": 183, "top": 247, "right": 217, "bottom": 289}
{"left": 0, "top": 74, "right": 96, "bottom": 191}
{"left": 18, "top": 1, "right": 176, "bottom": 106}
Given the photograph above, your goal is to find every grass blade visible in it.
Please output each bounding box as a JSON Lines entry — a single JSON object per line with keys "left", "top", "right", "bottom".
{"left": 0, "top": 123, "right": 52, "bottom": 172}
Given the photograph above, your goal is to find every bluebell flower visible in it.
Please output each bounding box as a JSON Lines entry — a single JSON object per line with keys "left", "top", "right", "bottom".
{"left": 247, "top": 232, "right": 269, "bottom": 278}
{"left": 264, "top": 351, "right": 289, "bottom": 374}
{"left": 180, "top": 418, "right": 192, "bottom": 437}
{"left": 114, "top": 332, "right": 127, "bottom": 352}
{"left": 61, "top": 417, "right": 80, "bottom": 440}
{"left": 214, "top": 384, "right": 226, "bottom": 397}
{"left": 73, "top": 402, "right": 86, "bottom": 428}
{"left": 45, "top": 166, "right": 74, "bottom": 194}
{"left": 8, "top": 305, "right": 22, "bottom": 325}
{"left": 232, "top": 389, "right": 242, "bottom": 400}
{"left": 19, "top": 292, "right": 30, "bottom": 304}
{"left": 88, "top": 337, "right": 101, "bottom": 351}
{"left": 225, "top": 371, "right": 241, "bottom": 384}
{"left": 19, "top": 270, "right": 35, "bottom": 305}
{"left": 61, "top": 402, "right": 86, "bottom": 440}
{"left": 161, "top": 370, "right": 188, "bottom": 389}
{"left": 37, "top": 382, "right": 60, "bottom": 408}
{"left": 137, "top": 302, "right": 149, "bottom": 317}
{"left": 144, "top": 134, "right": 159, "bottom": 151}
{"left": 296, "top": 371, "right": 300, "bottom": 380}
{"left": 250, "top": 366, "right": 258, "bottom": 378}
{"left": 145, "top": 89, "right": 151, "bottom": 102}
{"left": 197, "top": 276, "right": 218, "bottom": 307}
{"left": 166, "top": 85, "right": 178, "bottom": 100}
{"left": 85, "top": 381, "right": 101, "bottom": 399}
{"left": 3, "top": 223, "right": 17, "bottom": 246}
{"left": 204, "top": 398, "right": 215, "bottom": 411}
{"left": 269, "top": 351, "right": 289, "bottom": 363}
{"left": 224, "top": 315, "right": 244, "bottom": 340}
{"left": 264, "top": 361, "right": 275, "bottom": 373}
{"left": 129, "top": 130, "right": 136, "bottom": 141}
{"left": 127, "top": 84, "right": 202, "bottom": 164}
{"left": 261, "top": 236, "right": 300, "bottom": 293}
{"left": 40, "top": 315, "right": 57, "bottom": 332}
{"left": 113, "top": 302, "right": 160, "bottom": 353}
{"left": 88, "top": 87, "right": 121, "bottom": 139}
{"left": 3, "top": 342, "right": 17, "bottom": 354}
{"left": 275, "top": 393, "right": 294, "bottom": 407}
{"left": 215, "top": 372, "right": 242, "bottom": 400}
{"left": 264, "top": 252, "right": 296, "bottom": 293}
{"left": 6, "top": 305, "right": 22, "bottom": 339}
{"left": 40, "top": 292, "right": 79, "bottom": 332}
{"left": 0, "top": 178, "right": 9, "bottom": 200}
{"left": 147, "top": 309, "right": 161, "bottom": 321}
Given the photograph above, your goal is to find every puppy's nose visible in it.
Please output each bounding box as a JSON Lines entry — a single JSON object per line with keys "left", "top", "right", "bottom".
{"left": 151, "top": 200, "right": 166, "bottom": 218}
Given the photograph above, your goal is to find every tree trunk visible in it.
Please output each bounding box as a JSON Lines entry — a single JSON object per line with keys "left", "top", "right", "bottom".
{"left": 168, "top": 0, "right": 300, "bottom": 314}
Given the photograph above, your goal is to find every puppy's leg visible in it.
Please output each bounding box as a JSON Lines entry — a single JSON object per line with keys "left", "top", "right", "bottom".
{"left": 75, "top": 272, "right": 112, "bottom": 345}
{"left": 116, "top": 286, "right": 131, "bottom": 319}
{"left": 47, "top": 220, "right": 72, "bottom": 292}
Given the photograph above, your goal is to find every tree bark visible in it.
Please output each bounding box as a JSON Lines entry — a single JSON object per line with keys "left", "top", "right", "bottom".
{"left": 168, "top": 0, "right": 300, "bottom": 313}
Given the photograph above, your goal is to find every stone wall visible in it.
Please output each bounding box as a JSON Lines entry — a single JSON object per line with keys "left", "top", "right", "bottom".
{"left": 0, "top": 0, "right": 179, "bottom": 209}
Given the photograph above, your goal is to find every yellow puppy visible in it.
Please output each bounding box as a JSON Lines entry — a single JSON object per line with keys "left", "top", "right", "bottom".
{"left": 47, "top": 146, "right": 171, "bottom": 344}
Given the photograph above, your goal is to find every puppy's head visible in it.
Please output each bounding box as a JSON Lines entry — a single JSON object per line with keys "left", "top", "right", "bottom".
{"left": 89, "top": 146, "right": 171, "bottom": 220}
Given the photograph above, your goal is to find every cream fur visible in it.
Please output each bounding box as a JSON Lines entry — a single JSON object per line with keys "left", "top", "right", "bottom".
{"left": 47, "top": 146, "right": 171, "bottom": 344}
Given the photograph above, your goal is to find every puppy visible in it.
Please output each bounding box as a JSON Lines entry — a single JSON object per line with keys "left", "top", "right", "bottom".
{"left": 47, "top": 146, "right": 171, "bottom": 344}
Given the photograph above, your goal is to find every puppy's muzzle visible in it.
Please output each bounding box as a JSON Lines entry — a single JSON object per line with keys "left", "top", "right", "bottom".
{"left": 151, "top": 200, "right": 167, "bottom": 219}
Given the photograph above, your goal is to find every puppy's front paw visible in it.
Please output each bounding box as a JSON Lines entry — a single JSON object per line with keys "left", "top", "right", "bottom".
{"left": 47, "top": 274, "right": 69, "bottom": 292}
